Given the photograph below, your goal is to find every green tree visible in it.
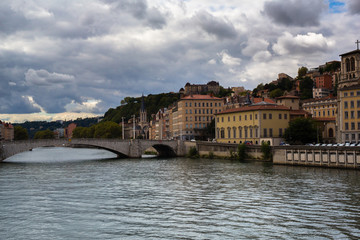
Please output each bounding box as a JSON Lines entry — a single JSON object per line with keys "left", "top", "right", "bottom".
{"left": 299, "top": 76, "right": 313, "bottom": 99}
{"left": 14, "top": 126, "right": 29, "bottom": 140}
{"left": 269, "top": 88, "right": 284, "bottom": 98}
{"left": 237, "top": 143, "right": 247, "bottom": 161}
{"left": 284, "top": 118, "right": 319, "bottom": 145}
{"left": 72, "top": 126, "right": 94, "bottom": 138}
{"left": 93, "top": 121, "right": 122, "bottom": 138}
{"left": 298, "top": 66, "right": 308, "bottom": 78}
{"left": 34, "top": 129, "right": 55, "bottom": 139}
{"left": 261, "top": 141, "right": 272, "bottom": 160}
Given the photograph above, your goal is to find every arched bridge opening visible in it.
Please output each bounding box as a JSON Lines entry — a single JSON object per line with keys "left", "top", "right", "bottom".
{"left": 152, "top": 144, "right": 177, "bottom": 158}
{"left": 71, "top": 144, "right": 129, "bottom": 158}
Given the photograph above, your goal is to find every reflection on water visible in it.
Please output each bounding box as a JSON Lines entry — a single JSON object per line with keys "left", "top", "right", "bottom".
{"left": 1, "top": 147, "right": 360, "bottom": 239}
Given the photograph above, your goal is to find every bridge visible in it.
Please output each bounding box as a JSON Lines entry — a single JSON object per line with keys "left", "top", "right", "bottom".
{"left": 0, "top": 139, "right": 186, "bottom": 161}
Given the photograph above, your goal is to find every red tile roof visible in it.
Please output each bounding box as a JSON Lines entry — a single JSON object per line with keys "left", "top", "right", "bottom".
{"left": 216, "top": 104, "right": 290, "bottom": 115}
{"left": 253, "top": 98, "right": 275, "bottom": 104}
{"left": 276, "top": 95, "right": 299, "bottom": 99}
{"left": 314, "top": 117, "right": 336, "bottom": 121}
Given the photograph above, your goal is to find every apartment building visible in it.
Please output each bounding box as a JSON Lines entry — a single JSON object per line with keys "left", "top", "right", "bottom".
{"left": 215, "top": 103, "right": 291, "bottom": 146}
{"left": 172, "top": 94, "right": 223, "bottom": 140}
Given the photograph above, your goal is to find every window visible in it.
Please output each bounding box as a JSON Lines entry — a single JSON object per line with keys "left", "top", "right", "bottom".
{"left": 269, "top": 128, "right": 273, "bottom": 137}
{"left": 186, "top": 117, "right": 188, "bottom": 121}
{"left": 233, "top": 116, "right": 235, "bottom": 121}
{"left": 227, "top": 128, "right": 231, "bottom": 139}
{"left": 233, "top": 127, "right": 236, "bottom": 139}
{"left": 344, "top": 101, "right": 348, "bottom": 109}
{"left": 245, "top": 115, "right": 247, "bottom": 120}
{"left": 351, "top": 101, "right": 354, "bottom": 108}
{"left": 249, "top": 128, "right": 253, "bottom": 138}
{"left": 215, "top": 103, "right": 217, "bottom": 107}
{"left": 221, "top": 117, "right": 224, "bottom": 122}
{"left": 189, "top": 109, "right": 192, "bottom": 114}
{"left": 344, "top": 92, "right": 348, "bottom": 97}
{"left": 358, "top": 111, "right": 360, "bottom": 118}
{"left": 194, "top": 103, "right": 197, "bottom": 107}
{"left": 284, "top": 114, "right": 287, "bottom": 119}
{"left": 228, "top": 116, "right": 230, "bottom": 122}
{"left": 345, "top": 123, "right": 349, "bottom": 130}
{"left": 269, "top": 114, "right": 272, "bottom": 119}
{"left": 210, "top": 109, "right": 213, "bottom": 114}
{"left": 202, "top": 103, "right": 205, "bottom": 107}
{"left": 255, "top": 114, "right": 257, "bottom": 120}
{"left": 186, "top": 110, "right": 188, "bottom": 114}
{"left": 239, "top": 116, "right": 241, "bottom": 121}
{"left": 358, "top": 122, "right": 360, "bottom": 130}
{"left": 190, "top": 124, "right": 192, "bottom": 129}
{"left": 185, "top": 102, "right": 188, "bottom": 107}
{"left": 351, "top": 111, "right": 355, "bottom": 119}
{"left": 263, "top": 128, "right": 267, "bottom": 137}
{"left": 350, "top": 92, "right": 354, "bottom": 96}
{"left": 351, "top": 122, "right": 355, "bottom": 130}
{"left": 221, "top": 129, "right": 225, "bottom": 138}
{"left": 345, "top": 134, "right": 349, "bottom": 141}
{"left": 206, "top": 109, "right": 209, "bottom": 114}
{"left": 352, "top": 134, "right": 356, "bottom": 141}
{"left": 279, "top": 128, "right": 283, "bottom": 137}
{"left": 217, "top": 117, "right": 219, "bottom": 122}
{"left": 186, "top": 124, "right": 188, "bottom": 129}
{"left": 239, "top": 127, "right": 242, "bottom": 138}
{"left": 244, "top": 127, "right": 248, "bottom": 138}
{"left": 250, "top": 114, "right": 252, "bottom": 120}
{"left": 189, "top": 103, "right": 192, "bottom": 107}
{"left": 263, "top": 113, "right": 267, "bottom": 119}
{"left": 210, "top": 103, "right": 212, "bottom": 107}
{"left": 279, "top": 113, "right": 282, "bottom": 119}
{"left": 345, "top": 111, "right": 349, "bottom": 119}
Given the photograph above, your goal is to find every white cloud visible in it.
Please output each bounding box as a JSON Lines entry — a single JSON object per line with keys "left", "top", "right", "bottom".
{"left": 218, "top": 50, "right": 241, "bottom": 66}
{"left": 25, "top": 69, "right": 75, "bottom": 86}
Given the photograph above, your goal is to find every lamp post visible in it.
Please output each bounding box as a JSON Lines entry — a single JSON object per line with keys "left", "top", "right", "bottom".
{"left": 132, "top": 115, "right": 136, "bottom": 139}
{"left": 122, "top": 117, "right": 125, "bottom": 140}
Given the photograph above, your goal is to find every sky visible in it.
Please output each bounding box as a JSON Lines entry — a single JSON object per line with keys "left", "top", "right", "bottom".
{"left": 1, "top": 0, "right": 359, "bottom": 123}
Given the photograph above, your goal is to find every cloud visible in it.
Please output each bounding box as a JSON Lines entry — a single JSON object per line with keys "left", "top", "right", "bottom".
{"left": 263, "top": 0, "right": 326, "bottom": 27}
{"left": 273, "top": 32, "right": 334, "bottom": 55}
{"left": 25, "top": 69, "right": 75, "bottom": 86}
{"left": 347, "top": 0, "right": 360, "bottom": 14}
{"left": 193, "top": 11, "right": 237, "bottom": 39}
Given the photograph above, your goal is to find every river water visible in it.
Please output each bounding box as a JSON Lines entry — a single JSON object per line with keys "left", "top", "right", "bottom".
{"left": 1, "top": 147, "right": 360, "bottom": 239}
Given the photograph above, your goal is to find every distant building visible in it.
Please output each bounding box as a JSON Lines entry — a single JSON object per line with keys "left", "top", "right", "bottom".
{"left": 184, "top": 81, "right": 220, "bottom": 95}
{"left": 65, "top": 123, "right": 77, "bottom": 138}
{"left": 276, "top": 95, "right": 300, "bottom": 110}
{"left": 313, "top": 88, "right": 331, "bottom": 98}
{"left": 0, "top": 121, "right": 14, "bottom": 141}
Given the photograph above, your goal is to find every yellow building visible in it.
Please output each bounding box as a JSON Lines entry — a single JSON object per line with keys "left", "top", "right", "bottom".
{"left": 172, "top": 94, "right": 223, "bottom": 140}
{"left": 215, "top": 103, "right": 291, "bottom": 145}
{"left": 276, "top": 95, "right": 300, "bottom": 110}
{"left": 302, "top": 96, "right": 337, "bottom": 143}
{"left": 337, "top": 47, "right": 360, "bottom": 143}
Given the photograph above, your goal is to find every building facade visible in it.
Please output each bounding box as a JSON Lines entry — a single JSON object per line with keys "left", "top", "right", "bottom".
{"left": 337, "top": 47, "right": 360, "bottom": 143}
{"left": 184, "top": 81, "right": 220, "bottom": 95}
{"left": 215, "top": 103, "right": 291, "bottom": 146}
{"left": 0, "top": 121, "right": 14, "bottom": 141}
{"left": 172, "top": 94, "right": 223, "bottom": 140}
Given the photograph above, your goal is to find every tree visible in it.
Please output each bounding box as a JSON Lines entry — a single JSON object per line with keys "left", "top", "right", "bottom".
{"left": 299, "top": 76, "right": 313, "bottom": 99}
{"left": 34, "top": 129, "right": 55, "bottom": 139}
{"left": 269, "top": 88, "right": 284, "bottom": 98}
{"left": 93, "top": 121, "right": 122, "bottom": 138}
{"left": 284, "top": 118, "right": 319, "bottom": 145}
{"left": 298, "top": 66, "right": 308, "bottom": 78}
{"left": 14, "top": 126, "right": 29, "bottom": 140}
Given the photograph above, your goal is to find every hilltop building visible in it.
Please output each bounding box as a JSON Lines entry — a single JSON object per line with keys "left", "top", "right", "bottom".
{"left": 337, "top": 43, "right": 360, "bottom": 143}
{"left": 183, "top": 81, "right": 220, "bottom": 95}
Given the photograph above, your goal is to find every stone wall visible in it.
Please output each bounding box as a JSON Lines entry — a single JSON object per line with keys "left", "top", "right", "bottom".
{"left": 273, "top": 146, "right": 360, "bottom": 169}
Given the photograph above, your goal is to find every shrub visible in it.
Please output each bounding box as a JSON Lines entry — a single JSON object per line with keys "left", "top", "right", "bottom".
{"left": 261, "top": 141, "right": 272, "bottom": 160}
{"left": 187, "top": 146, "right": 199, "bottom": 158}
{"left": 208, "top": 151, "right": 214, "bottom": 159}
{"left": 237, "top": 143, "right": 247, "bottom": 161}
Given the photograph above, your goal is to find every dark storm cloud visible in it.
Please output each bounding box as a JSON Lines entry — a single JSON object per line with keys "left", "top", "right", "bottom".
{"left": 348, "top": 0, "right": 360, "bottom": 14}
{"left": 263, "top": 0, "right": 326, "bottom": 27}
{"left": 193, "top": 11, "right": 238, "bottom": 39}
{"left": 0, "top": 4, "right": 29, "bottom": 34}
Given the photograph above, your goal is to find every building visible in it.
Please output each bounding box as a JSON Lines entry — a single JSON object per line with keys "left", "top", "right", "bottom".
{"left": 184, "top": 81, "right": 220, "bottom": 95}
{"left": 315, "top": 73, "right": 333, "bottom": 90}
{"left": 337, "top": 45, "right": 360, "bottom": 143}
{"left": 302, "top": 96, "right": 337, "bottom": 143}
{"left": 313, "top": 88, "right": 331, "bottom": 98}
{"left": 0, "top": 121, "right": 14, "bottom": 141}
{"left": 172, "top": 94, "right": 223, "bottom": 140}
{"left": 65, "top": 123, "right": 77, "bottom": 138}
{"left": 215, "top": 103, "right": 291, "bottom": 146}
{"left": 276, "top": 95, "right": 300, "bottom": 110}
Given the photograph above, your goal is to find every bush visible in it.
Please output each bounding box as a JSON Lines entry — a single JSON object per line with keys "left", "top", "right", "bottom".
{"left": 187, "top": 146, "right": 199, "bottom": 158}
{"left": 237, "top": 143, "right": 247, "bottom": 161}
{"left": 261, "top": 141, "right": 272, "bottom": 160}
{"left": 208, "top": 151, "right": 215, "bottom": 159}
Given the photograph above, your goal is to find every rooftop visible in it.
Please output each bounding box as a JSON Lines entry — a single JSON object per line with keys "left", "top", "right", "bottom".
{"left": 215, "top": 104, "right": 290, "bottom": 115}
{"left": 181, "top": 94, "right": 222, "bottom": 100}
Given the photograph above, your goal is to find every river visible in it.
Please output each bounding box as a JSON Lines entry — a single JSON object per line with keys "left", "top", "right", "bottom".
{"left": 1, "top": 147, "right": 360, "bottom": 239}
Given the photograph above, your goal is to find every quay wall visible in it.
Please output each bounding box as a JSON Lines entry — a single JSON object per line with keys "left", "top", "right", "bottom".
{"left": 273, "top": 146, "right": 360, "bottom": 169}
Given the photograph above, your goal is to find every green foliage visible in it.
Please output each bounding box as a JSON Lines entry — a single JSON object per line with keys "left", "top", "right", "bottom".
{"left": 103, "top": 92, "right": 180, "bottom": 123}
{"left": 269, "top": 88, "right": 284, "bottom": 98}
{"left": 323, "top": 62, "right": 341, "bottom": 73}
{"left": 93, "top": 121, "right": 122, "bottom": 138}
{"left": 34, "top": 129, "right": 55, "bottom": 139}
{"left": 14, "top": 126, "right": 29, "bottom": 140}
{"left": 216, "top": 86, "right": 233, "bottom": 98}
{"left": 299, "top": 76, "right": 314, "bottom": 100}
{"left": 297, "top": 66, "right": 308, "bottom": 78}
{"left": 261, "top": 141, "right": 272, "bottom": 160}
{"left": 187, "top": 146, "right": 199, "bottom": 158}
{"left": 208, "top": 151, "right": 215, "bottom": 159}
{"left": 284, "top": 118, "right": 319, "bottom": 145}
{"left": 72, "top": 126, "right": 94, "bottom": 138}
{"left": 237, "top": 143, "right": 247, "bottom": 161}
